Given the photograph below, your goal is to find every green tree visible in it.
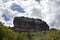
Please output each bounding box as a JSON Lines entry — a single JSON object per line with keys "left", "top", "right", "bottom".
{"left": 0, "top": 25, "right": 17, "bottom": 40}
{"left": 17, "top": 32, "right": 28, "bottom": 40}
{"left": 45, "top": 30, "right": 60, "bottom": 40}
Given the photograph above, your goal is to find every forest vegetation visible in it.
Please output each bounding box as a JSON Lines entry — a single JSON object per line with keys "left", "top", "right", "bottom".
{"left": 0, "top": 22, "right": 60, "bottom": 40}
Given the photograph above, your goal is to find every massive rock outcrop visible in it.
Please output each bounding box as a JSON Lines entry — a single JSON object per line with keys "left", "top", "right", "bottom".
{"left": 13, "top": 16, "right": 49, "bottom": 32}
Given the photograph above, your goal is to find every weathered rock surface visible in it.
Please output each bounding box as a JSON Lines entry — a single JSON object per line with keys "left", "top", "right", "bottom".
{"left": 13, "top": 16, "right": 49, "bottom": 32}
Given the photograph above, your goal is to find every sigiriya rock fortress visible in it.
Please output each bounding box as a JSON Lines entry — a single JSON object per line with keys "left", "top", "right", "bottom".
{"left": 12, "top": 16, "right": 49, "bottom": 32}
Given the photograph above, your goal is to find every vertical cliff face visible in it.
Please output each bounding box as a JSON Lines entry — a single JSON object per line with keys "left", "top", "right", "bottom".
{"left": 13, "top": 17, "right": 49, "bottom": 32}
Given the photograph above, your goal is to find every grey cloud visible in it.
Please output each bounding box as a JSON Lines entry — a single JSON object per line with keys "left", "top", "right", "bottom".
{"left": 31, "top": 8, "right": 43, "bottom": 18}
{"left": 50, "top": 14, "right": 60, "bottom": 28}
{"left": 43, "top": 0, "right": 60, "bottom": 29}
{"left": 49, "top": 0, "right": 60, "bottom": 7}
{"left": 2, "top": 0, "right": 9, "bottom": 3}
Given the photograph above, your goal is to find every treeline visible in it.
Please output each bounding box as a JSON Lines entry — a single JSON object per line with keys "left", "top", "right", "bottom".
{"left": 0, "top": 23, "right": 60, "bottom": 40}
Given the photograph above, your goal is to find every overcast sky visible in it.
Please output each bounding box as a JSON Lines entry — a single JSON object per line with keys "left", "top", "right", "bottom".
{"left": 0, "top": 0, "right": 60, "bottom": 29}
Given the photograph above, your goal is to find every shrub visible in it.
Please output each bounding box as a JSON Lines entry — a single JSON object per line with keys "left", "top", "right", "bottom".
{"left": 0, "top": 25, "right": 17, "bottom": 40}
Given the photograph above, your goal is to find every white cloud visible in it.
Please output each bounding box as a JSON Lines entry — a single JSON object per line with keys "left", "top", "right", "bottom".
{"left": 0, "top": 0, "right": 60, "bottom": 29}
{"left": 42, "top": 0, "right": 60, "bottom": 28}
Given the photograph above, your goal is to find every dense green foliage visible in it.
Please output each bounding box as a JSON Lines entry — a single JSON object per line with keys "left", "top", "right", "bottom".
{"left": 31, "top": 31, "right": 60, "bottom": 40}
{"left": 16, "top": 32, "right": 29, "bottom": 40}
{"left": 16, "top": 31, "right": 60, "bottom": 40}
{"left": 0, "top": 23, "right": 60, "bottom": 40}
{"left": 0, "top": 23, "right": 17, "bottom": 40}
